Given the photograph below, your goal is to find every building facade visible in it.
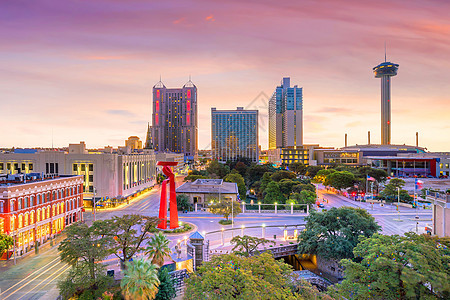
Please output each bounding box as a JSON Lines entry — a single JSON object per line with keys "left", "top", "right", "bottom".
{"left": 0, "top": 174, "right": 83, "bottom": 258}
{"left": 0, "top": 142, "right": 157, "bottom": 200}
{"left": 211, "top": 107, "right": 259, "bottom": 163}
{"left": 268, "top": 77, "right": 303, "bottom": 149}
{"left": 125, "top": 136, "right": 143, "bottom": 150}
{"left": 176, "top": 179, "right": 238, "bottom": 208}
{"left": 150, "top": 79, "right": 198, "bottom": 161}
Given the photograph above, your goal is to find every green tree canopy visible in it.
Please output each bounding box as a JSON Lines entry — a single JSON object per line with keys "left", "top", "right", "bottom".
{"left": 206, "top": 160, "right": 230, "bottom": 178}
{"left": 271, "top": 170, "right": 296, "bottom": 182}
{"left": 263, "top": 181, "right": 285, "bottom": 204}
{"left": 324, "top": 171, "right": 356, "bottom": 190}
{"left": 357, "top": 166, "right": 388, "bottom": 182}
{"left": 292, "top": 183, "right": 316, "bottom": 194}
{"left": 184, "top": 252, "right": 299, "bottom": 300}
{"left": 333, "top": 233, "right": 450, "bottom": 300}
{"left": 313, "top": 169, "right": 336, "bottom": 183}
{"left": 234, "top": 161, "right": 249, "bottom": 179}
{"left": 278, "top": 179, "right": 298, "bottom": 196}
{"left": 176, "top": 194, "right": 190, "bottom": 211}
{"left": 246, "top": 163, "right": 276, "bottom": 187}
{"left": 298, "top": 207, "right": 380, "bottom": 260}
{"left": 145, "top": 232, "right": 171, "bottom": 267}
{"left": 121, "top": 259, "right": 160, "bottom": 300}
{"left": 94, "top": 215, "right": 159, "bottom": 267}
{"left": 183, "top": 174, "right": 207, "bottom": 182}
{"left": 209, "top": 199, "right": 241, "bottom": 220}
{"left": 289, "top": 162, "right": 307, "bottom": 175}
{"left": 224, "top": 172, "right": 247, "bottom": 200}
{"left": 0, "top": 233, "right": 13, "bottom": 256}
{"left": 155, "top": 268, "right": 176, "bottom": 300}
{"left": 380, "top": 178, "right": 412, "bottom": 202}
{"left": 230, "top": 235, "right": 275, "bottom": 257}
{"left": 290, "top": 190, "right": 317, "bottom": 206}
{"left": 305, "top": 166, "right": 323, "bottom": 178}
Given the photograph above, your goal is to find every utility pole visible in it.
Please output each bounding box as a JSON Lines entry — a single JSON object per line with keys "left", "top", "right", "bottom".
{"left": 93, "top": 187, "right": 97, "bottom": 222}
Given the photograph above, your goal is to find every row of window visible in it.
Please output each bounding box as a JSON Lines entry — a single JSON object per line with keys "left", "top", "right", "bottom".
{"left": 9, "top": 199, "right": 79, "bottom": 231}
{"left": 0, "top": 162, "right": 33, "bottom": 172}
{"left": 2, "top": 185, "right": 80, "bottom": 213}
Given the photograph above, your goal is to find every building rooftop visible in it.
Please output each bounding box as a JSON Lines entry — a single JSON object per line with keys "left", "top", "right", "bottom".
{"left": 176, "top": 179, "right": 238, "bottom": 194}
{"left": 0, "top": 174, "right": 80, "bottom": 187}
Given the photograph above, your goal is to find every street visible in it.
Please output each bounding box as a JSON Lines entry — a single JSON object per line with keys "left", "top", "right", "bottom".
{"left": 0, "top": 179, "right": 433, "bottom": 299}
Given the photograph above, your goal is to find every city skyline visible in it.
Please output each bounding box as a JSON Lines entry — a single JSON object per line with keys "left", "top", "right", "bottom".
{"left": 1, "top": 0, "right": 450, "bottom": 151}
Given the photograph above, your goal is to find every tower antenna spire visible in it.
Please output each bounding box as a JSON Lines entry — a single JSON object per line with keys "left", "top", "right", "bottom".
{"left": 384, "top": 42, "right": 387, "bottom": 62}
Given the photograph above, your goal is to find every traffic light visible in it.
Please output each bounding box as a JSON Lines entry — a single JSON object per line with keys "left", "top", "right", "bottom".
{"left": 360, "top": 192, "right": 365, "bottom": 197}
{"left": 351, "top": 192, "right": 356, "bottom": 197}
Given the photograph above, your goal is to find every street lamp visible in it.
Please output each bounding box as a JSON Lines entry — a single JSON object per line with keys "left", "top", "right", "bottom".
{"left": 93, "top": 187, "right": 97, "bottom": 222}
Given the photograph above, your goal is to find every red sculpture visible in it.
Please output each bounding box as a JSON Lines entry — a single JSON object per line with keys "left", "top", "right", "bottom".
{"left": 157, "top": 161, "right": 179, "bottom": 229}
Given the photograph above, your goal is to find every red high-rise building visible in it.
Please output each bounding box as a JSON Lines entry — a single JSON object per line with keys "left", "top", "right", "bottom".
{"left": 0, "top": 174, "right": 83, "bottom": 258}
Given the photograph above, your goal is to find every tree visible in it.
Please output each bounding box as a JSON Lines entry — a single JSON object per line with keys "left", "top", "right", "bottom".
{"left": 121, "top": 259, "right": 160, "bottom": 300}
{"left": 94, "top": 215, "right": 159, "bottom": 268}
{"left": 0, "top": 233, "right": 13, "bottom": 256}
{"left": 234, "top": 161, "right": 249, "bottom": 179}
{"left": 224, "top": 172, "right": 247, "bottom": 200}
{"left": 278, "top": 179, "right": 298, "bottom": 197}
{"left": 271, "top": 170, "right": 296, "bottom": 182}
{"left": 183, "top": 174, "right": 207, "bottom": 182}
{"left": 298, "top": 207, "right": 380, "bottom": 260}
{"left": 305, "top": 166, "right": 323, "bottom": 178}
{"left": 325, "top": 171, "right": 356, "bottom": 191}
{"left": 290, "top": 190, "right": 316, "bottom": 206}
{"left": 59, "top": 222, "right": 112, "bottom": 282}
{"left": 206, "top": 160, "right": 229, "bottom": 178}
{"left": 209, "top": 199, "right": 241, "bottom": 220}
{"left": 292, "top": 183, "right": 316, "bottom": 194}
{"left": 246, "top": 163, "right": 276, "bottom": 188}
{"left": 313, "top": 169, "right": 336, "bottom": 184}
{"left": 155, "top": 268, "right": 176, "bottom": 300}
{"left": 259, "top": 172, "right": 272, "bottom": 193}
{"left": 357, "top": 166, "right": 388, "bottom": 182}
{"left": 263, "top": 181, "right": 285, "bottom": 204}
{"left": 289, "top": 162, "right": 307, "bottom": 175}
{"left": 156, "top": 173, "right": 166, "bottom": 184}
{"left": 333, "top": 233, "right": 450, "bottom": 300}
{"left": 230, "top": 235, "right": 275, "bottom": 256}
{"left": 184, "top": 252, "right": 300, "bottom": 300}
{"left": 176, "top": 194, "right": 190, "bottom": 211}
{"left": 58, "top": 222, "right": 113, "bottom": 299}
{"left": 380, "top": 178, "right": 411, "bottom": 202}
{"left": 145, "top": 232, "right": 171, "bottom": 267}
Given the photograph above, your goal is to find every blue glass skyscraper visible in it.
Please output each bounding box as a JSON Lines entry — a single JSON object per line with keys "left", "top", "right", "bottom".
{"left": 211, "top": 107, "right": 259, "bottom": 163}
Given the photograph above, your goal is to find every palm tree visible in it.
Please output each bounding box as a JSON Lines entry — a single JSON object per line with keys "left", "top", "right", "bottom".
{"left": 145, "top": 232, "right": 172, "bottom": 267}
{"left": 121, "top": 258, "right": 160, "bottom": 300}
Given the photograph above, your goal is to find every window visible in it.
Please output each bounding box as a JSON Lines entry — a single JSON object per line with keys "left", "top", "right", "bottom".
{"left": 18, "top": 215, "right": 23, "bottom": 228}
{"left": 18, "top": 199, "right": 22, "bottom": 210}
{"left": 0, "top": 201, "right": 3, "bottom": 213}
{"left": 37, "top": 209, "right": 41, "bottom": 222}
{"left": 89, "top": 175, "right": 94, "bottom": 182}
{"left": 30, "top": 212, "right": 34, "bottom": 224}
{"left": 89, "top": 164, "right": 93, "bottom": 172}
{"left": 73, "top": 164, "right": 78, "bottom": 172}
{"left": 7, "top": 163, "right": 11, "bottom": 170}
{"left": 81, "top": 164, "right": 85, "bottom": 172}
{"left": 24, "top": 213, "right": 29, "bottom": 227}
{"left": 22, "top": 163, "right": 26, "bottom": 171}
{"left": 14, "top": 163, "right": 19, "bottom": 170}
{"left": 0, "top": 163, "right": 3, "bottom": 171}
{"left": 24, "top": 197, "right": 28, "bottom": 208}
{"left": 10, "top": 200, "right": 14, "bottom": 212}
{"left": 30, "top": 196, "right": 34, "bottom": 207}
{"left": 29, "top": 163, "right": 33, "bottom": 171}
{"left": 89, "top": 186, "right": 93, "bottom": 192}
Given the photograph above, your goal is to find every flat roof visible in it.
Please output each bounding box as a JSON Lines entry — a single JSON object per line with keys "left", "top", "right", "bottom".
{"left": 176, "top": 180, "right": 238, "bottom": 194}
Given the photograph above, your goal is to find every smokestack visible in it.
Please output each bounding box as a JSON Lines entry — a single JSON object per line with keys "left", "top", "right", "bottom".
{"left": 368, "top": 131, "right": 371, "bottom": 145}
{"left": 345, "top": 133, "right": 348, "bottom": 147}
{"left": 416, "top": 132, "right": 419, "bottom": 147}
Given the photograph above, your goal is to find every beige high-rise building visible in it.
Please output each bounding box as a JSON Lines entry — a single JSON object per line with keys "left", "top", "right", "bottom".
{"left": 125, "top": 136, "right": 143, "bottom": 150}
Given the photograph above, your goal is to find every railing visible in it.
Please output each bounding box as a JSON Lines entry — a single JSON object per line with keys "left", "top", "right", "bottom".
{"left": 426, "top": 192, "right": 450, "bottom": 202}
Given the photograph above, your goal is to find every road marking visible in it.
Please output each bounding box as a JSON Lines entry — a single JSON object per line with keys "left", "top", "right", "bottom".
{"left": 23, "top": 265, "right": 72, "bottom": 299}
{"left": 14, "top": 264, "right": 70, "bottom": 300}
{"left": 0, "top": 255, "right": 61, "bottom": 297}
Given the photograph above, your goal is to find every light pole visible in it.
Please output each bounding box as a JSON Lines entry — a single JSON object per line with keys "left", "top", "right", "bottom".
{"left": 93, "top": 187, "right": 97, "bottom": 222}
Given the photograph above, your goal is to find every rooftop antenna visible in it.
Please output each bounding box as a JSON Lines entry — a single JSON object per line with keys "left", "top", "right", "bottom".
{"left": 159, "top": 74, "right": 162, "bottom": 82}
{"left": 189, "top": 74, "right": 192, "bottom": 81}
{"left": 384, "top": 42, "right": 387, "bottom": 62}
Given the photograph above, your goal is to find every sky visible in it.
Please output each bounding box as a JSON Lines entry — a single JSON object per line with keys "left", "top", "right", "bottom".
{"left": 1, "top": 0, "right": 449, "bottom": 151}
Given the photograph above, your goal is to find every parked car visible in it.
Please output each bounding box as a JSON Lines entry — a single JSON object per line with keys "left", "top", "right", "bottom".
{"left": 318, "top": 203, "right": 325, "bottom": 208}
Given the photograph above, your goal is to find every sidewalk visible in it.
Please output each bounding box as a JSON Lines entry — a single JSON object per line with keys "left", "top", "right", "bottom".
{"left": 0, "top": 233, "right": 66, "bottom": 271}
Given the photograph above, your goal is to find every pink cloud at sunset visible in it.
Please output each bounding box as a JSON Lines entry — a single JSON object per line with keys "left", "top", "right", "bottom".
{"left": 0, "top": 0, "right": 449, "bottom": 151}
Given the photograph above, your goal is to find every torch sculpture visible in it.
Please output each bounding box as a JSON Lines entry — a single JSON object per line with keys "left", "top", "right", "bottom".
{"left": 157, "top": 161, "right": 179, "bottom": 229}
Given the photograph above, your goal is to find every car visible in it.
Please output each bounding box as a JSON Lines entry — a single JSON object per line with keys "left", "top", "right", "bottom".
{"left": 318, "top": 203, "right": 325, "bottom": 208}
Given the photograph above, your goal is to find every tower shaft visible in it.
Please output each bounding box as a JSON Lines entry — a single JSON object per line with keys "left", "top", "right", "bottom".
{"left": 381, "top": 76, "right": 391, "bottom": 145}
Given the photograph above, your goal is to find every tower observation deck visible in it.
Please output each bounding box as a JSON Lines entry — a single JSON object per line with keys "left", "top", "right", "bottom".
{"left": 373, "top": 61, "right": 399, "bottom": 145}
